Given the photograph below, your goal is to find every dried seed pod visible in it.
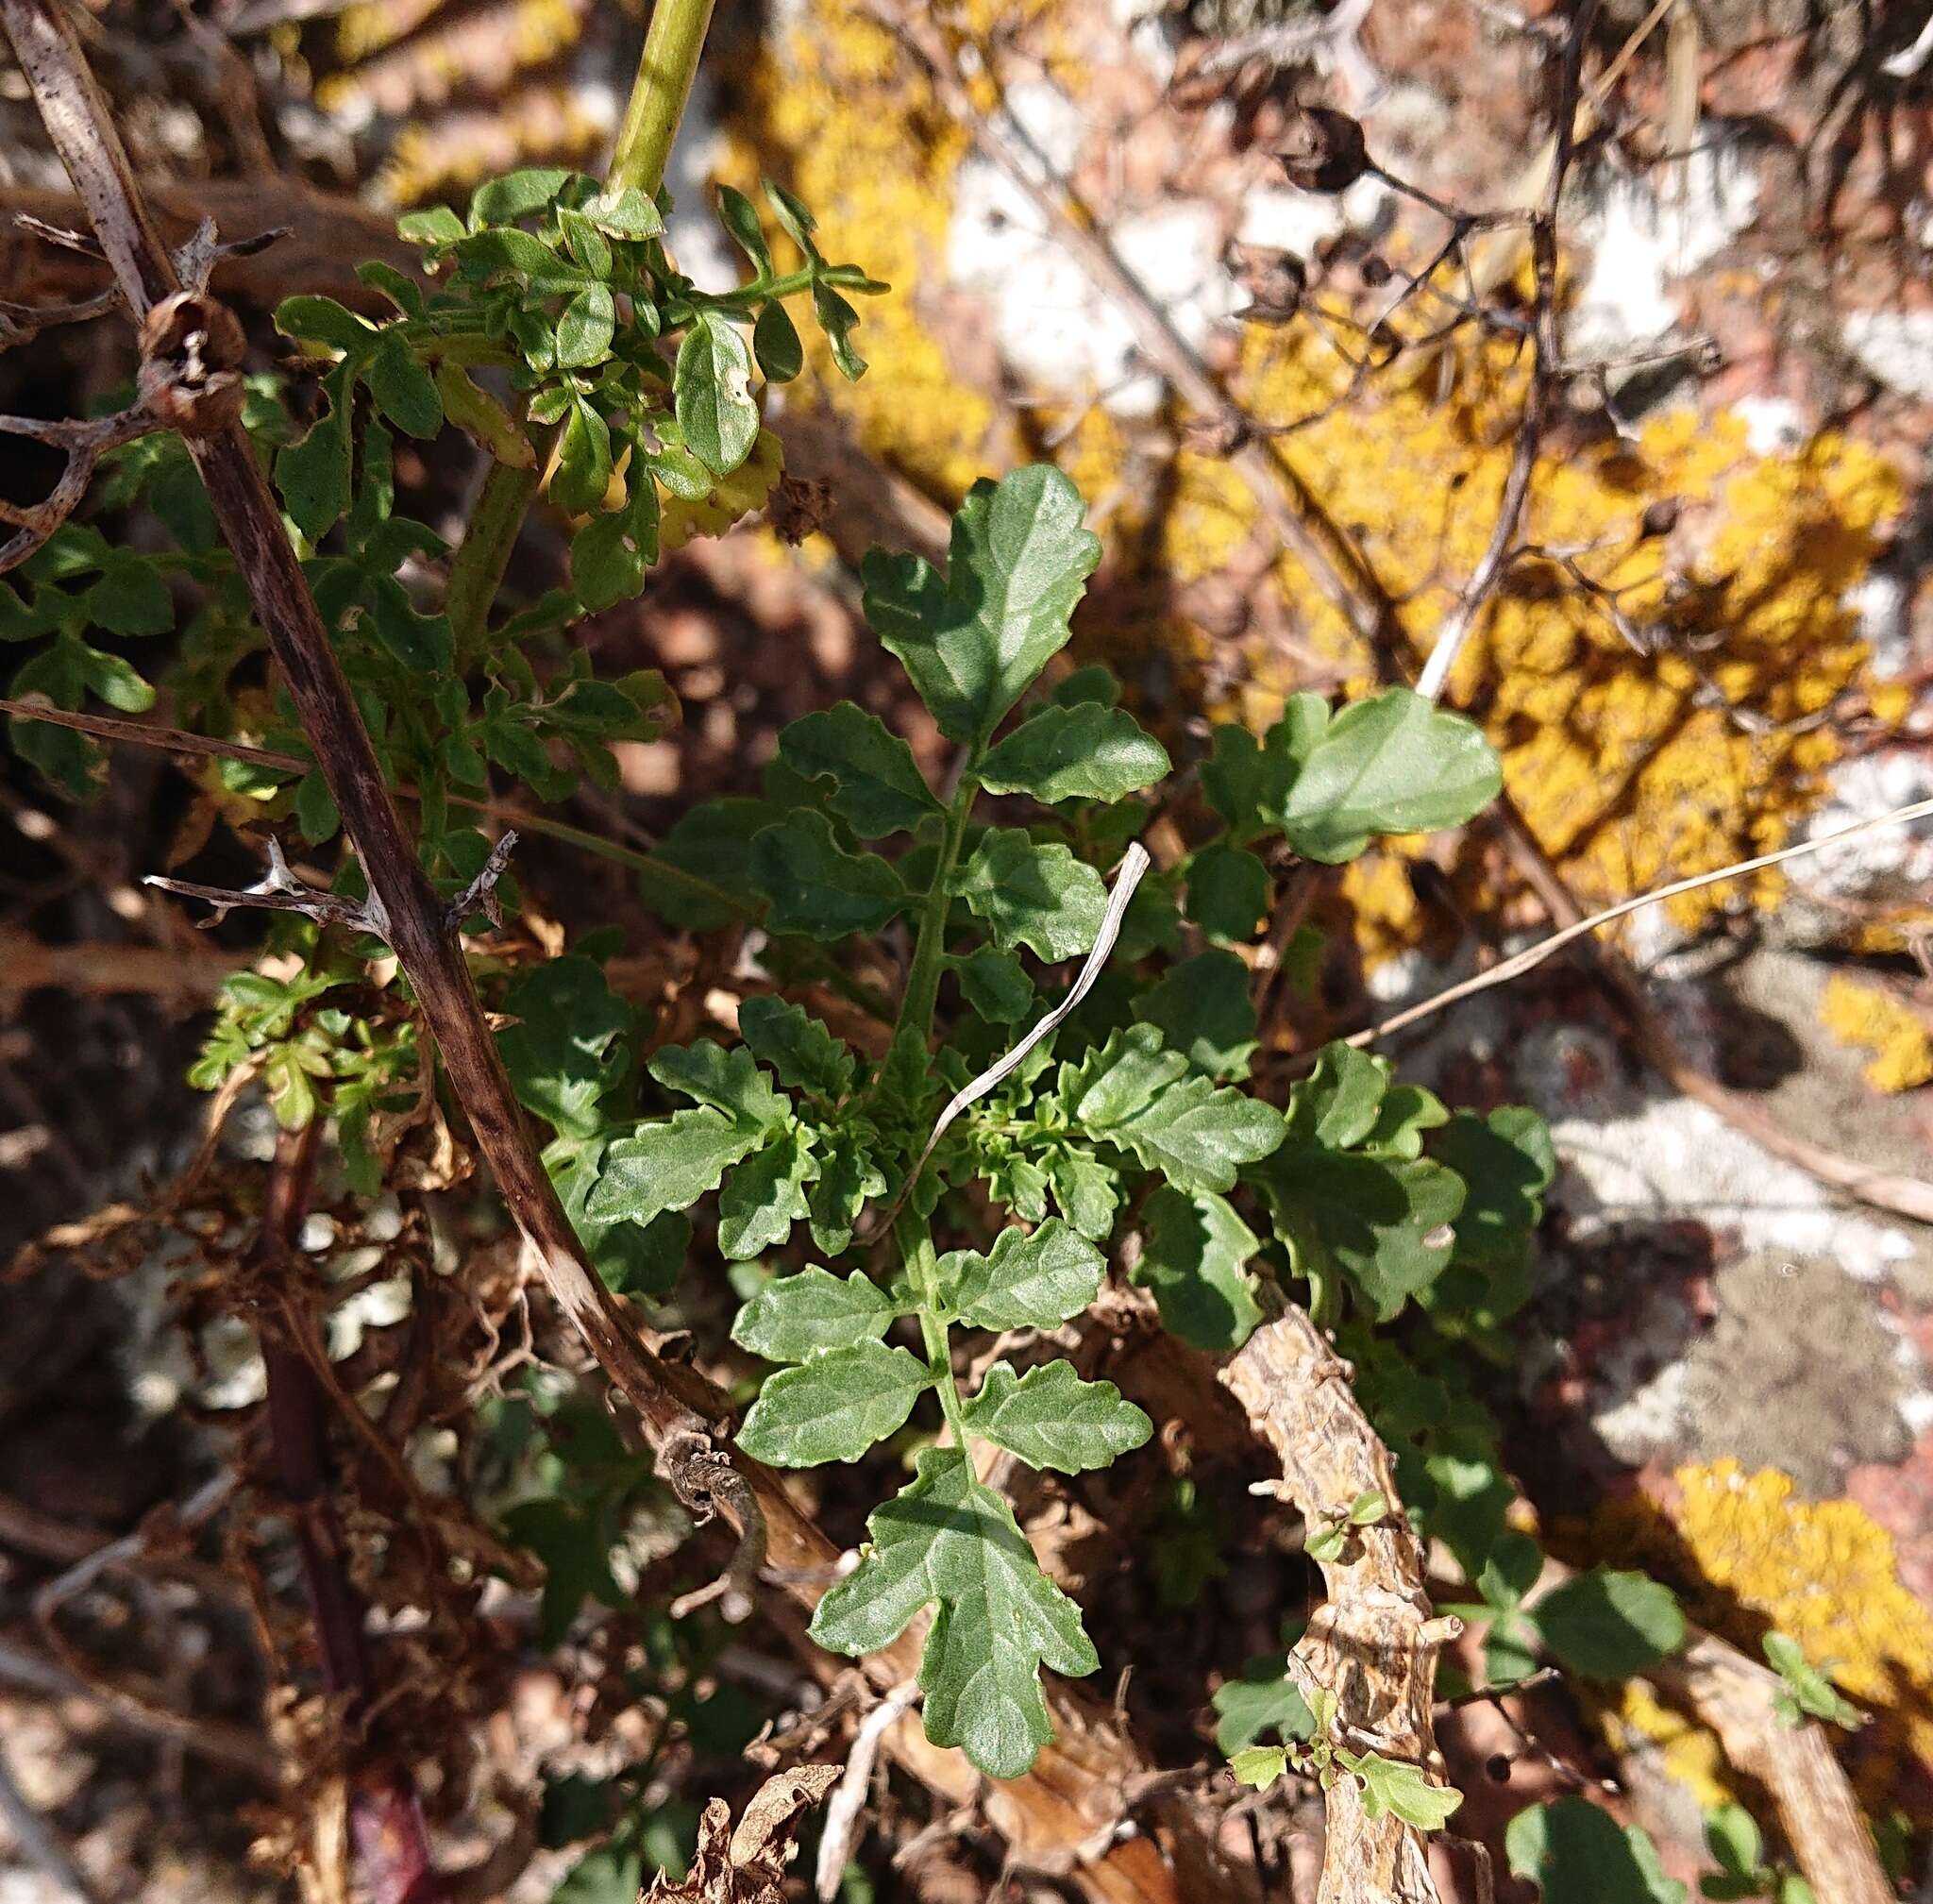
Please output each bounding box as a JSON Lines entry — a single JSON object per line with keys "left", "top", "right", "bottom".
{"left": 1639, "top": 497, "right": 1682, "bottom": 539}
{"left": 137, "top": 291, "right": 247, "bottom": 438}
{"left": 765, "top": 472, "right": 832, "bottom": 546}
{"left": 1229, "top": 241, "right": 1307, "bottom": 323}
{"left": 1274, "top": 105, "right": 1370, "bottom": 194}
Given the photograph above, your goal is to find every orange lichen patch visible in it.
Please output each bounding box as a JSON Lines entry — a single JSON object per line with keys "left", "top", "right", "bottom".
{"left": 1598, "top": 1460, "right": 1933, "bottom": 1809}
{"left": 1819, "top": 973, "right": 1933, "bottom": 1093}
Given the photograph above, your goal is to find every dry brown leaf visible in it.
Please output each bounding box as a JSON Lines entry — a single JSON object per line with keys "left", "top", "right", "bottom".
{"left": 645, "top": 1766, "right": 840, "bottom": 1904}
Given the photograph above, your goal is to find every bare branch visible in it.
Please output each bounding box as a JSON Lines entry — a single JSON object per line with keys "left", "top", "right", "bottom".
{"left": 146, "top": 833, "right": 384, "bottom": 933}
{"left": 1221, "top": 1306, "right": 1457, "bottom": 1904}
{"left": 0, "top": 404, "right": 160, "bottom": 572}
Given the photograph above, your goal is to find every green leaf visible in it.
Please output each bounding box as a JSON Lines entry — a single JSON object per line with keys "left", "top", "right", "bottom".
{"left": 952, "top": 830, "right": 1106, "bottom": 961}
{"left": 1287, "top": 1042, "right": 1389, "bottom": 1149}
{"left": 749, "top": 811, "right": 909, "bottom": 940}
{"left": 275, "top": 294, "right": 378, "bottom": 354}
{"left": 962, "top": 1360, "right": 1151, "bottom": 1474}
{"left": 367, "top": 336, "right": 443, "bottom": 439}
{"left": 1213, "top": 1656, "right": 1316, "bottom": 1752}
{"left": 551, "top": 398, "right": 614, "bottom": 516}
{"left": 1134, "top": 952, "right": 1257, "bottom": 1081}
{"left": 753, "top": 300, "right": 804, "bottom": 382}
{"left": 717, "top": 1127, "right": 818, "bottom": 1259}
{"left": 636, "top": 797, "right": 773, "bottom": 930}
{"left": 1260, "top": 1148, "right": 1464, "bottom": 1321}
{"left": 715, "top": 184, "right": 771, "bottom": 275}
{"left": 1504, "top": 1799, "right": 1688, "bottom": 1904}
{"left": 1042, "top": 1144, "right": 1120, "bottom": 1241}
{"left": 571, "top": 481, "right": 660, "bottom": 613}
{"left": 1229, "top": 1746, "right": 1289, "bottom": 1790}
{"left": 861, "top": 466, "right": 1101, "bottom": 747}
{"left": 812, "top": 280, "right": 866, "bottom": 379}
{"left": 731, "top": 1265, "right": 899, "bottom": 1362}
{"left": 736, "top": 1340, "right": 932, "bottom": 1466}
{"left": 1280, "top": 687, "right": 1502, "bottom": 863}
{"left": 1530, "top": 1569, "right": 1685, "bottom": 1679}
{"left": 1200, "top": 711, "right": 1315, "bottom": 839}
{"left": 556, "top": 283, "right": 617, "bottom": 369}
{"left": 75, "top": 643, "right": 155, "bottom": 714}
{"left": 809, "top": 1445, "right": 1098, "bottom": 1779}
{"left": 499, "top": 953, "right": 632, "bottom": 1137}
{"left": 956, "top": 945, "right": 1034, "bottom": 1024}
{"left": 469, "top": 167, "right": 572, "bottom": 226}
{"left": 738, "top": 996, "right": 855, "bottom": 1100}
{"left": 1052, "top": 663, "right": 1120, "bottom": 708}
{"left": 1113, "top": 1075, "right": 1286, "bottom": 1192}
{"left": 808, "top": 1127, "right": 888, "bottom": 1254}
{"left": 276, "top": 369, "right": 352, "bottom": 541}
{"left": 581, "top": 186, "right": 664, "bottom": 239}
{"left": 1762, "top": 1632, "right": 1865, "bottom": 1728}
{"left": 586, "top": 1110, "right": 765, "bottom": 1227}
{"left": 1185, "top": 841, "right": 1269, "bottom": 940}
{"left": 976, "top": 703, "right": 1169, "bottom": 804}
{"left": 395, "top": 205, "right": 463, "bottom": 247}
{"left": 1704, "top": 1804, "right": 1762, "bottom": 1882}
{"left": 763, "top": 178, "right": 820, "bottom": 255}
{"left": 935, "top": 1220, "right": 1105, "bottom": 1330}
{"left": 647, "top": 1039, "right": 789, "bottom": 1134}
{"left": 1337, "top": 1751, "right": 1462, "bottom": 1829}
{"left": 674, "top": 311, "right": 759, "bottom": 476}
{"left": 1435, "top": 1107, "right": 1555, "bottom": 1264}
{"left": 1058, "top": 1023, "right": 1186, "bottom": 1125}
{"left": 1135, "top": 1187, "right": 1263, "bottom": 1350}
{"left": 778, "top": 702, "right": 940, "bottom": 837}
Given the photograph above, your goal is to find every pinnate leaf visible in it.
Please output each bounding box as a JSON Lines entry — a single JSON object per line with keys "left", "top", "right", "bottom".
{"left": 1107, "top": 1071, "right": 1286, "bottom": 1194}
{"left": 736, "top": 1340, "right": 931, "bottom": 1466}
{"left": 731, "top": 1265, "right": 899, "bottom": 1362}
{"left": 778, "top": 702, "right": 940, "bottom": 837}
{"left": 499, "top": 953, "right": 632, "bottom": 1137}
{"left": 1529, "top": 1569, "right": 1685, "bottom": 1679}
{"left": 1134, "top": 951, "right": 1257, "bottom": 1081}
{"left": 935, "top": 1220, "right": 1105, "bottom": 1330}
{"left": 717, "top": 1128, "right": 818, "bottom": 1259}
{"left": 738, "top": 995, "right": 855, "bottom": 1100}
{"left": 1281, "top": 687, "right": 1502, "bottom": 863}
{"left": 647, "top": 1040, "right": 788, "bottom": 1134}
{"left": 1338, "top": 1751, "right": 1463, "bottom": 1830}
{"left": 809, "top": 1446, "right": 1099, "bottom": 1778}
{"left": 750, "top": 812, "right": 909, "bottom": 940}
{"left": 952, "top": 831, "right": 1106, "bottom": 961}
{"left": 961, "top": 1360, "right": 1151, "bottom": 1473}
{"left": 861, "top": 466, "right": 1101, "bottom": 746}
{"left": 586, "top": 1110, "right": 765, "bottom": 1227}
{"left": 976, "top": 703, "right": 1169, "bottom": 804}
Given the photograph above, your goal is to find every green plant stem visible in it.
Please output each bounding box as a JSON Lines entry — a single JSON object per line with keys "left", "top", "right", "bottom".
{"left": 445, "top": 463, "right": 540, "bottom": 665}
{"left": 899, "top": 1218, "right": 969, "bottom": 1447}
{"left": 441, "top": 0, "right": 716, "bottom": 653}
{"left": 608, "top": 0, "right": 719, "bottom": 198}
{"left": 895, "top": 768, "right": 977, "bottom": 1047}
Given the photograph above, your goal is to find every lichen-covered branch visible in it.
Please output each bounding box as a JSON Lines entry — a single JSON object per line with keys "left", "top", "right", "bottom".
{"left": 1220, "top": 1308, "right": 1458, "bottom": 1904}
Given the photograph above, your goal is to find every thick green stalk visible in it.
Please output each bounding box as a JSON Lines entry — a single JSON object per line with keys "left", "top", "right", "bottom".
{"left": 898, "top": 1218, "right": 969, "bottom": 1447}
{"left": 445, "top": 463, "right": 540, "bottom": 665}
{"left": 441, "top": 0, "right": 716, "bottom": 651}
{"left": 608, "top": 0, "right": 720, "bottom": 198}
{"left": 894, "top": 769, "right": 977, "bottom": 1048}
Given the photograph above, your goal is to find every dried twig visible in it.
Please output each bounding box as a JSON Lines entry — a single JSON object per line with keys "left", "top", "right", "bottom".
{"left": 815, "top": 1681, "right": 922, "bottom": 1903}
{"left": 0, "top": 405, "right": 160, "bottom": 571}
{"left": 1414, "top": 0, "right": 1601, "bottom": 702}
{"left": 1347, "top": 794, "right": 1933, "bottom": 1053}
{"left": 1220, "top": 1306, "right": 1459, "bottom": 1904}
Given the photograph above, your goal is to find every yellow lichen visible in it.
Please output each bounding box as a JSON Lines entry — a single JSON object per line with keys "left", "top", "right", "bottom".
{"left": 1819, "top": 972, "right": 1933, "bottom": 1092}
{"left": 712, "top": 0, "right": 1007, "bottom": 500}
{"left": 1600, "top": 1460, "right": 1933, "bottom": 1809}
{"left": 1605, "top": 1679, "right": 1733, "bottom": 1810}
{"left": 713, "top": 11, "right": 1901, "bottom": 958}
